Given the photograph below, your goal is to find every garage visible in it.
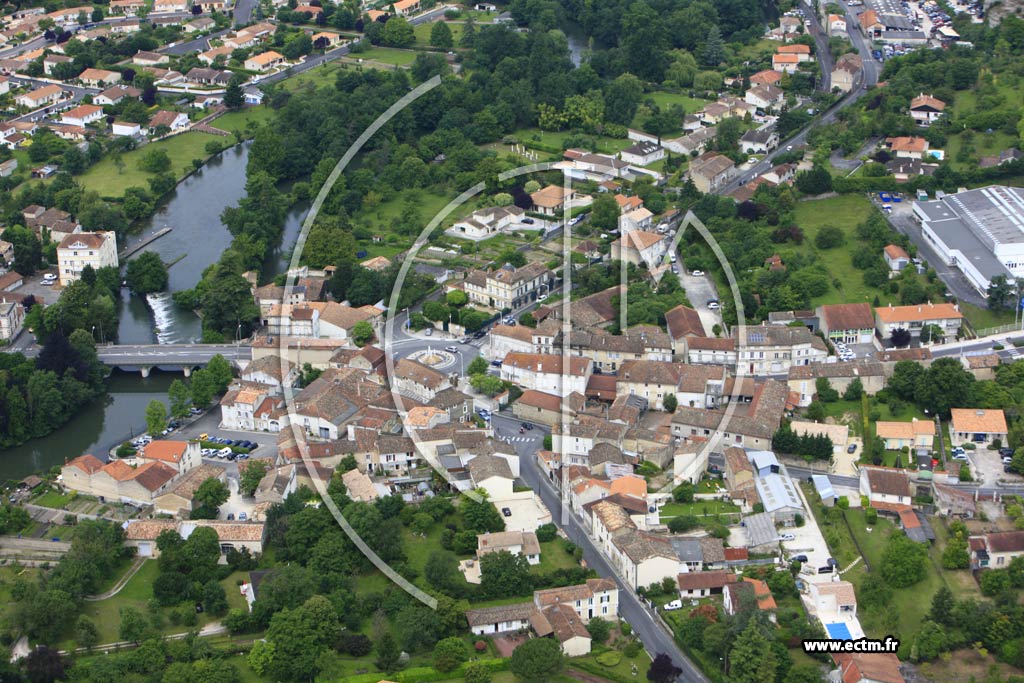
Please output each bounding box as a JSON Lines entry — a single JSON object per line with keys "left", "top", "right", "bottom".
{"left": 137, "top": 541, "right": 153, "bottom": 557}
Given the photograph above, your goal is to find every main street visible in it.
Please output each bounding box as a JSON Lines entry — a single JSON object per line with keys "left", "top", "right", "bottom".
{"left": 493, "top": 412, "right": 709, "bottom": 683}
{"left": 717, "top": 0, "right": 880, "bottom": 196}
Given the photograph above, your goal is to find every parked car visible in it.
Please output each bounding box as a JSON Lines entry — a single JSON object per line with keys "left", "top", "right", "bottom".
{"left": 779, "top": 533, "right": 796, "bottom": 542}
{"left": 791, "top": 554, "right": 808, "bottom": 563}
{"left": 42, "top": 273, "right": 57, "bottom": 282}
{"left": 847, "top": 443, "right": 857, "bottom": 454}
{"left": 707, "top": 302, "right": 720, "bottom": 310}
{"left": 501, "top": 507, "right": 512, "bottom": 517}
{"left": 952, "top": 453, "right": 969, "bottom": 461}
{"left": 226, "top": 513, "right": 235, "bottom": 521}
{"left": 216, "top": 447, "right": 232, "bottom": 458}
{"left": 521, "top": 218, "right": 535, "bottom": 225}
{"left": 691, "top": 270, "right": 705, "bottom": 277}
{"left": 490, "top": 359, "right": 502, "bottom": 367}
{"left": 424, "top": 328, "right": 432, "bottom": 336}
{"left": 445, "top": 345, "right": 458, "bottom": 352}
{"left": 238, "top": 512, "right": 247, "bottom": 521}
{"left": 537, "top": 294, "right": 547, "bottom": 301}
{"left": 663, "top": 600, "right": 683, "bottom": 611}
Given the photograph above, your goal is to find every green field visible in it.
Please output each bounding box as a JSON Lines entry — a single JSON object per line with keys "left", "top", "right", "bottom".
{"left": 278, "top": 60, "right": 347, "bottom": 91}
{"left": 352, "top": 46, "right": 420, "bottom": 66}
{"left": 78, "top": 131, "right": 222, "bottom": 198}
{"left": 215, "top": 107, "right": 275, "bottom": 134}
{"left": 659, "top": 500, "right": 740, "bottom": 518}
{"left": 68, "top": 561, "right": 252, "bottom": 647}
{"left": 791, "top": 194, "right": 897, "bottom": 307}
{"left": 510, "top": 127, "right": 635, "bottom": 156}
{"left": 631, "top": 90, "right": 712, "bottom": 133}
{"left": 414, "top": 20, "right": 465, "bottom": 46}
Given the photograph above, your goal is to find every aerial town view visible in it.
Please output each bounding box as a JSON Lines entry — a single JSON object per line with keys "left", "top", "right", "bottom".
{"left": 2, "top": 0, "right": 1024, "bottom": 680}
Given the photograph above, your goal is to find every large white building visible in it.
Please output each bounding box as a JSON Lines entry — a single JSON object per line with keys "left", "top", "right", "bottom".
{"left": 56, "top": 231, "right": 118, "bottom": 287}
{"left": 914, "top": 186, "right": 1024, "bottom": 293}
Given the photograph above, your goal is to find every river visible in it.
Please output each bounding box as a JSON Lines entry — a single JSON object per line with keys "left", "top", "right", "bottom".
{"left": 0, "top": 371, "right": 175, "bottom": 481}
{"left": 0, "top": 142, "right": 310, "bottom": 475}
{"left": 117, "top": 141, "right": 309, "bottom": 345}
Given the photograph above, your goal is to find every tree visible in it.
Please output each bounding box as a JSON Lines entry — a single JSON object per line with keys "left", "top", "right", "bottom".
{"left": 587, "top": 617, "right": 610, "bottom": 644}
{"left": 914, "top": 357, "right": 974, "bottom": 418}
{"left": 25, "top": 646, "right": 64, "bottom": 683}
{"left": 915, "top": 619, "right": 946, "bottom": 661}
{"left": 240, "top": 460, "right": 267, "bottom": 497}
{"left": 673, "top": 482, "right": 694, "bottom": 503}
{"left": 145, "top": 399, "right": 167, "bottom": 435}
{"left": 75, "top": 615, "right": 99, "bottom": 650}
{"left": 814, "top": 225, "right": 845, "bottom": 250}
{"left": 784, "top": 665, "right": 826, "bottom": 683}
{"left": 433, "top": 637, "right": 470, "bottom": 673}
{"left": 647, "top": 653, "right": 682, "bottom": 683}
{"left": 891, "top": 328, "right": 911, "bottom": 348}
{"left": 668, "top": 514, "right": 699, "bottom": 533}
{"left": 464, "top": 662, "right": 492, "bottom": 683}
{"left": 604, "top": 73, "right": 643, "bottom": 126}
{"left": 383, "top": 16, "right": 414, "bottom": 47}
{"left": 920, "top": 323, "right": 945, "bottom": 344}
{"left": 467, "top": 356, "right": 489, "bottom": 375}
{"left": 168, "top": 379, "right": 192, "bottom": 420}
{"left": 138, "top": 148, "right": 172, "bottom": 174}
{"left": 375, "top": 632, "right": 401, "bottom": 673}
{"left": 224, "top": 79, "right": 244, "bottom": 110}
{"left": 928, "top": 585, "right": 954, "bottom": 625}
{"left": 815, "top": 377, "right": 839, "bottom": 403}
{"left": 352, "top": 320, "right": 374, "bottom": 346}
{"left": 118, "top": 606, "right": 149, "bottom": 644}
{"left": 701, "top": 25, "right": 725, "bottom": 66}
{"left": 430, "top": 20, "right": 453, "bottom": 48}
{"left": 843, "top": 377, "right": 863, "bottom": 401}
{"left": 663, "top": 393, "right": 677, "bottom": 412}
{"left": 471, "top": 373, "right": 505, "bottom": 397}
{"left": 206, "top": 354, "right": 234, "bottom": 393}
{"left": 190, "top": 369, "right": 216, "bottom": 407}
{"left": 795, "top": 166, "right": 832, "bottom": 195}
{"left": 880, "top": 532, "right": 928, "bottom": 588}
{"left": 193, "top": 477, "right": 230, "bottom": 518}
{"left": 942, "top": 529, "right": 969, "bottom": 569}
{"left": 510, "top": 637, "right": 563, "bottom": 681}
{"left": 729, "top": 620, "right": 777, "bottom": 683}
{"left": 480, "top": 550, "right": 532, "bottom": 599}
{"left": 590, "top": 193, "right": 620, "bottom": 232}
{"left": 126, "top": 251, "right": 168, "bottom": 294}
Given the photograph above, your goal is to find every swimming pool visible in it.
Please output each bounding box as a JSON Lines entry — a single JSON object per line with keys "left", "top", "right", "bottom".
{"left": 826, "top": 622, "right": 853, "bottom": 640}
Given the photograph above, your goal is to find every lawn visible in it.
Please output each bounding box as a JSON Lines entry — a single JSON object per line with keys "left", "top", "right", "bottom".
{"left": 630, "top": 90, "right": 711, "bottom": 133}
{"left": 842, "top": 509, "right": 945, "bottom": 657}
{"left": 77, "top": 131, "right": 223, "bottom": 198}
{"left": 960, "top": 301, "right": 1015, "bottom": 334}
{"left": 278, "top": 60, "right": 346, "bottom": 91}
{"left": 32, "top": 490, "right": 70, "bottom": 508}
{"left": 357, "top": 189, "right": 456, "bottom": 248}
{"left": 660, "top": 500, "right": 740, "bottom": 518}
{"left": 791, "top": 194, "right": 896, "bottom": 307}
{"left": 533, "top": 539, "right": 582, "bottom": 574}
{"left": 351, "top": 47, "right": 420, "bottom": 66}
{"left": 68, "top": 561, "right": 253, "bottom": 647}
{"left": 414, "top": 20, "right": 464, "bottom": 46}
{"left": 214, "top": 107, "right": 275, "bottom": 134}
{"left": 509, "top": 127, "right": 635, "bottom": 156}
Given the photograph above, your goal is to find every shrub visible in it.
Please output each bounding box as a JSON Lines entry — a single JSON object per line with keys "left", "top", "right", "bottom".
{"left": 596, "top": 651, "right": 623, "bottom": 667}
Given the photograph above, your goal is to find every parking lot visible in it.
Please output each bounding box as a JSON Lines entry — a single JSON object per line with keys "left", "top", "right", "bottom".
{"left": 676, "top": 271, "right": 723, "bottom": 335}
{"left": 964, "top": 446, "right": 1013, "bottom": 486}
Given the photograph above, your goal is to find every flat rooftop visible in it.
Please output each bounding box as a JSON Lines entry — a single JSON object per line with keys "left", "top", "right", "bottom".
{"left": 916, "top": 186, "right": 1022, "bottom": 280}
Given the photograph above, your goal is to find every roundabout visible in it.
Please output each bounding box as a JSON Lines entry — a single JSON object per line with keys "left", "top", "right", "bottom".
{"left": 406, "top": 347, "right": 460, "bottom": 371}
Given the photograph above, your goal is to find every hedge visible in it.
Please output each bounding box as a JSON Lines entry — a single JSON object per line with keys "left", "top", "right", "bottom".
{"left": 343, "top": 657, "right": 509, "bottom": 683}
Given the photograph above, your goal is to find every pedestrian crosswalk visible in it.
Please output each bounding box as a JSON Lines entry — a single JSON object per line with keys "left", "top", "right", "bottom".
{"left": 501, "top": 435, "right": 539, "bottom": 444}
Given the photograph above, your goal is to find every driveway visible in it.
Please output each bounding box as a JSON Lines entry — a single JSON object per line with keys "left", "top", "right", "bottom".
{"left": 883, "top": 200, "right": 987, "bottom": 308}
{"left": 969, "top": 446, "right": 1006, "bottom": 487}
{"left": 676, "top": 272, "right": 723, "bottom": 334}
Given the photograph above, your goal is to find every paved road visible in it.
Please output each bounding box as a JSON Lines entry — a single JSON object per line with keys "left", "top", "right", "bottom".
{"left": 718, "top": 0, "right": 880, "bottom": 197}
{"left": 802, "top": 3, "right": 834, "bottom": 91}
{"left": 495, "top": 411, "right": 707, "bottom": 683}
{"left": 884, "top": 203, "right": 988, "bottom": 307}
{"left": 255, "top": 5, "right": 453, "bottom": 88}
{"left": 234, "top": 0, "right": 258, "bottom": 26}
{"left": 161, "top": 28, "right": 232, "bottom": 56}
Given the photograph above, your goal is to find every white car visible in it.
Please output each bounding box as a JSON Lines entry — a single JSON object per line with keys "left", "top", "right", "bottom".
{"left": 708, "top": 302, "right": 720, "bottom": 310}
{"left": 216, "top": 447, "right": 232, "bottom": 458}
{"left": 537, "top": 294, "right": 547, "bottom": 301}
{"left": 779, "top": 533, "right": 796, "bottom": 542}
{"left": 663, "top": 600, "right": 683, "bottom": 611}
{"left": 952, "top": 453, "right": 969, "bottom": 461}
{"left": 691, "top": 270, "right": 705, "bottom": 277}
{"left": 42, "top": 273, "right": 57, "bottom": 282}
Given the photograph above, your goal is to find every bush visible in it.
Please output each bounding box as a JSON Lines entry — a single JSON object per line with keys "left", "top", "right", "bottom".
{"left": 596, "top": 651, "right": 623, "bottom": 667}
{"left": 535, "top": 523, "right": 557, "bottom": 543}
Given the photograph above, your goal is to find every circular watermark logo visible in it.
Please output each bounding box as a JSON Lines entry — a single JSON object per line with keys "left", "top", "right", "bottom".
{"left": 278, "top": 76, "right": 751, "bottom": 608}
